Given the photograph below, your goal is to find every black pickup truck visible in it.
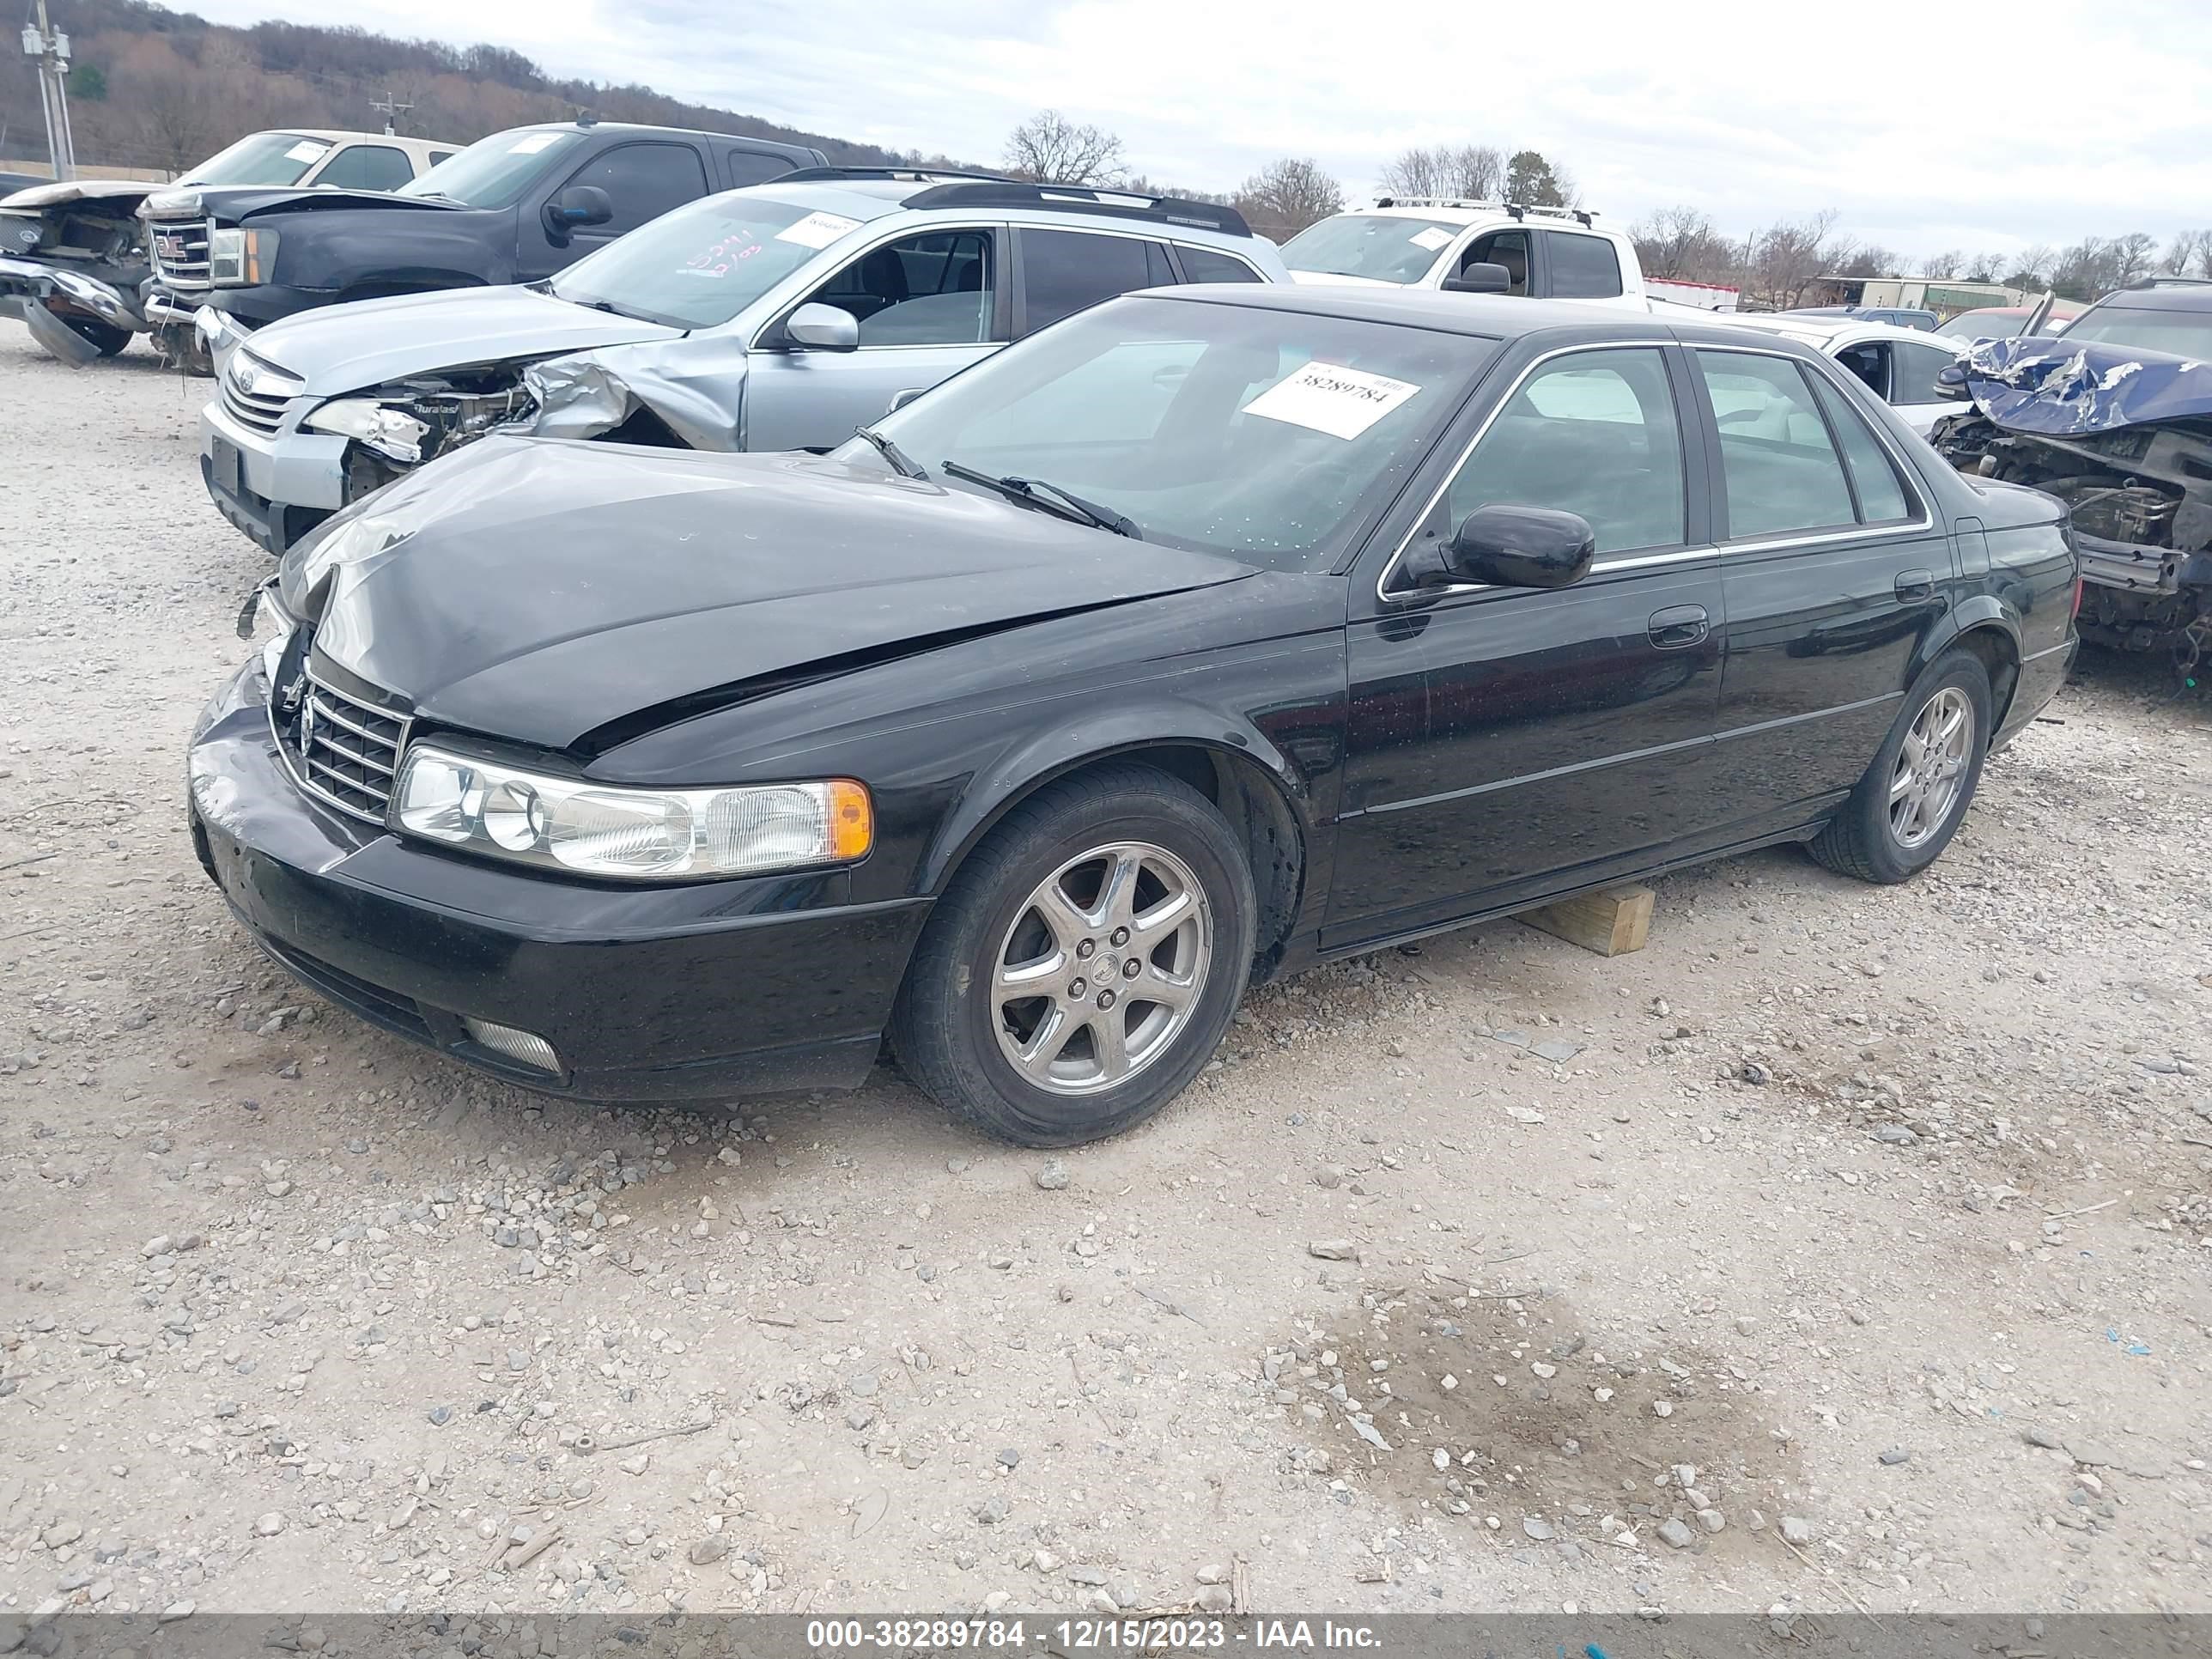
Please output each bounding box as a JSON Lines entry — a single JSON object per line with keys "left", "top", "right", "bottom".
{"left": 143, "top": 119, "right": 825, "bottom": 360}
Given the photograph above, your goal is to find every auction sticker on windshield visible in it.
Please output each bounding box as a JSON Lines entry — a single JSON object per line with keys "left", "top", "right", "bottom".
{"left": 1408, "top": 226, "right": 1455, "bottom": 252}
{"left": 1240, "top": 362, "right": 1422, "bottom": 441}
{"left": 284, "top": 141, "right": 332, "bottom": 164}
{"left": 775, "top": 211, "right": 864, "bottom": 251}
{"left": 510, "top": 133, "right": 563, "bottom": 155}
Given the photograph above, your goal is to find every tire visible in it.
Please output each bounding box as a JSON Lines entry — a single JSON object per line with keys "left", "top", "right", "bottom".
{"left": 891, "top": 763, "right": 1256, "bottom": 1147}
{"left": 1808, "top": 650, "right": 1993, "bottom": 884}
{"left": 64, "top": 316, "right": 131, "bottom": 357}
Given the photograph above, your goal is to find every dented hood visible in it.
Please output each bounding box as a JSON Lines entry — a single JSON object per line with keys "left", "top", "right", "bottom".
{"left": 1946, "top": 335, "right": 2212, "bottom": 435}
{"left": 244, "top": 284, "right": 678, "bottom": 396}
{"left": 281, "top": 438, "right": 1255, "bottom": 751}
{"left": 2, "top": 178, "right": 155, "bottom": 211}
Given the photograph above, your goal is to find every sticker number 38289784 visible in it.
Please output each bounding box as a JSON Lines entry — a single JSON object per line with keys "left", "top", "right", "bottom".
{"left": 1239, "top": 362, "right": 1423, "bottom": 441}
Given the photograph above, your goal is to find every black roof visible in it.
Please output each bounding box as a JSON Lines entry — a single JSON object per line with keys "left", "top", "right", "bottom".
{"left": 1149, "top": 283, "right": 1663, "bottom": 337}
{"left": 2095, "top": 282, "right": 2212, "bottom": 311}
{"left": 1148, "top": 285, "right": 1838, "bottom": 365}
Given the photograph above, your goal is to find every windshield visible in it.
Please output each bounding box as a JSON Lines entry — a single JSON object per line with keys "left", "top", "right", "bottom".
{"left": 2059, "top": 304, "right": 2212, "bottom": 358}
{"left": 180, "top": 131, "right": 336, "bottom": 189}
{"left": 1280, "top": 215, "right": 1461, "bottom": 284}
{"left": 550, "top": 194, "right": 859, "bottom": 329}
{"left": 398, "top": 130, "right": 588, "bottom": 209}
{"left": 856, "top": 295, "right": 1494, "bottom": 568}
{"left": 1936, "top": 309, "right": 2026, "bottom": 342}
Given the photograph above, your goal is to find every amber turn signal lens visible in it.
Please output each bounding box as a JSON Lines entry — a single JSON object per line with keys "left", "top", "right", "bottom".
{"left": 825, "top": 780, "right": 873, "bottom": 860}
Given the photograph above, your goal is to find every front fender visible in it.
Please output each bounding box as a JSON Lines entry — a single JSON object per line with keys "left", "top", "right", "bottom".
{"left": 520, "top": 337, "right": 750, "bottom": 449}
{"left": 917, "top": 699, "right": 1314, "bottom": 895}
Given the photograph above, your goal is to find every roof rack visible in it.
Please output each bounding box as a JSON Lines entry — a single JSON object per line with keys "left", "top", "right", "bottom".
{"left": 2128, "top": 275, "right": 2212, "bottom": 289}
{"left": 899, "top": 180, "right": 1249, "bottom": 237}
{"left": 776, "top": 165, "right": 1018, "bottom": 186}
{"left": 1373, "top": 196, "right": 1597, "bottom": 227}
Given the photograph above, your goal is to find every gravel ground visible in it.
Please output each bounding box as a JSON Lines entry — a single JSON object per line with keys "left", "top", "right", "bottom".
{"left": 2, "top": 325, "right": 2209, "bottom": 1622}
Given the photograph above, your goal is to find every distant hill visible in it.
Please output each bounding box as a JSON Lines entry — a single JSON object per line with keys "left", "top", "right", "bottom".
{"left": 1, "top": 1, "right": 968, "bottom": 176}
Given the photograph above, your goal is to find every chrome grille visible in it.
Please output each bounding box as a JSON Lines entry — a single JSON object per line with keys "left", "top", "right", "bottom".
{"left": 294, "top": 672, "right": 407, "bottom": 823}
{"left": 220, "top": 373, "right": 290, "bottom": 435}
{"left": 148, "top": 216, "right": 211, "bottom": 289}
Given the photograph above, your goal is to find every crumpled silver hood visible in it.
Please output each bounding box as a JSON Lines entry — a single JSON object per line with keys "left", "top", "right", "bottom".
{"left": 243, "top": 283, "right": 678, "bottom": 397}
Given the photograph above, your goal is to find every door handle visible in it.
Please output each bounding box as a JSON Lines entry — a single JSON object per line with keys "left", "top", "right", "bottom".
{"left": 1894, "top": 568, "right": 1936, "bottom": 604}
{"left": 1648, "top": 604, "right": 1709, "bottom": 649}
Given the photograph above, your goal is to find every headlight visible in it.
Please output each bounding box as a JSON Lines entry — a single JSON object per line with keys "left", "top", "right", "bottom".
{"left": 304, "top": 398, "right": 430, "bottom": 464}
{"left": 391, "top": 744, "right": 873, "bottom": 881}
{"left": 208, "top": 228, "right": 276, "bottom": 286}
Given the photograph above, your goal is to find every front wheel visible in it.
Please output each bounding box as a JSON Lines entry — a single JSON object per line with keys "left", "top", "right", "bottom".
{"left": 1808, "top": 650, "right": 1992, "bottom": 884}
{"left": 891, "top": 764, "right": 1255, "bottom": 1147}
{"left": 63, "top": 315, "right": 131, "bottom": 357}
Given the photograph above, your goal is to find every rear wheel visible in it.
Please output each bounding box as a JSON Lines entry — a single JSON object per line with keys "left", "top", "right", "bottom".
{"left": 891, "top": 764, "right": 1255, "bottom": 1147}
{"left": 1808, "top": 650, "right": 1992, "bottom": 884}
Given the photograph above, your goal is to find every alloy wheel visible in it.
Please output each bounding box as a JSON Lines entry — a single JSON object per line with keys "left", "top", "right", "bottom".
{"left": 1887, "top": 685, "right": 1974, "bottom": 849}
{"left": 992, "top": 841, "right": 1212, "bottom": 1095}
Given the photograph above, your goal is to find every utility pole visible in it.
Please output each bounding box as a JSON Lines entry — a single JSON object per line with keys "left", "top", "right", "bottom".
{"left": 21, "top": 0, "right": 77, "bottom": 181}
{"left": 369, "top": 90, "right": 412, "bottom": 137}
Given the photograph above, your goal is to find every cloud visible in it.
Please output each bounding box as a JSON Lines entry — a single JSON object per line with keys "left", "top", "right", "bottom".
{"left": 184, "top": 0, "right": 2212, "bottom": 259}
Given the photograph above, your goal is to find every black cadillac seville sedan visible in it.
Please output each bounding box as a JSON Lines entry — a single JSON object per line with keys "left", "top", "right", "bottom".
{"left": 188, "top": 286, "right": 2077, "bottom": 1146}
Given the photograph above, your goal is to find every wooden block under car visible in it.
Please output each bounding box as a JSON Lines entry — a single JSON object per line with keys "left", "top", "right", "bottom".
{"left": 1516, "top": 884, "right": 1654, "bottom": 957}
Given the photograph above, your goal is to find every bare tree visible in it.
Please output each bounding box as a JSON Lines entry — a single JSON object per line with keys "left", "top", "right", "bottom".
{"left": 1963, "top": 250, "right": 2004, "bottom": 283}
{"left": 1233, "top": 157, "right": 1343, "bottom": 242}
{"left": 2112, "top": 230, "right": 2158, "bottom": 288}
{"left": 1921, "top": 250, "right": 1962, "bottom": 280}
{"left": 1002, "top": 109, "right": 1126, "bottom": 185}
{"left": 1740, "top": 210, "right": 1842, "bottom": 310}
{"left": 2008, "top": 244, "right": 2057, "bottom": 290}
{"left": 1630, "top": 205, "right": 1733, "bottom": 283}
{"left": 1378, "top": 143, "right": 1504, "bottom": 202}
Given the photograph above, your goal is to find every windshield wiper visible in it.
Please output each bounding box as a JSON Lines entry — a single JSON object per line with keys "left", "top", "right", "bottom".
{"left": 854, "top": 424, "right": 926, "bottom": 480}
{"left": 940, "top": 460, "right": 1141, "bottom": 538}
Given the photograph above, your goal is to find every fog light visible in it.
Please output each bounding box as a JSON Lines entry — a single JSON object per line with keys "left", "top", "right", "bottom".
{"left": 463, "top": 1018, "right": 560, "bottom": 1073}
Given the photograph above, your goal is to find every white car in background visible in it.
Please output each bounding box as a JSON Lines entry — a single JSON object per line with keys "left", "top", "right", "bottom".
{"left": 1651, "top": 303, "right": 1965, "bottom": 434}
{"left": 1280, "top": 200, "right": 1650, "bottom": 312}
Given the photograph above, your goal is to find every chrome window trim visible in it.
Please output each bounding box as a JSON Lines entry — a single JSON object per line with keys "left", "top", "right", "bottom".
{"left": 1376, "top": 337, "right": 1937, "bottom": 605}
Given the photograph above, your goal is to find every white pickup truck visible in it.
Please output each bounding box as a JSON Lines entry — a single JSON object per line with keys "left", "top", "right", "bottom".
{"left": 1279, "top": 199, "right": 1648, "bottom": 311}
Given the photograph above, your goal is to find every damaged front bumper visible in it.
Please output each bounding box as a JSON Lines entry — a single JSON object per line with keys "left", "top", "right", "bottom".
{"left": 0, "top": 254, "right": 145, "bottom": 365}
{"left": 201, "top": 392, "right": 350, "bottom": 556}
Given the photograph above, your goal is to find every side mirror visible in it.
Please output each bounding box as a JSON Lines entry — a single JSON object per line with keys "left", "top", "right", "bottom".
{"left": 785, "top": 301, "right": 860, "bottom": 352}
{"left": 544, "top": 185, "right": 612, "bottom": 238}
{"left": 1441, "top": 259, "right": 1510, "bottom": 295}
{"left": 1401, "top": 504, "right": 1596, "bottom": 591}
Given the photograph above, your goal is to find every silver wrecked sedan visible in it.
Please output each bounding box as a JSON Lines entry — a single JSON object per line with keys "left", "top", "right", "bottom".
{"left": 196, "top": 167, "right": 1286, "bottom": 552}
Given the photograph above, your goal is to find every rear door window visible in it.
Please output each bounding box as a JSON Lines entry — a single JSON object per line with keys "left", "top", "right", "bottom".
{"left": 1545, "top": 231, "right": 1623, "bottom": 299}
{"left": 1807, "top": 374, "right": 1915, "bottom": 525}
{"left": 1176, "top": 245, "right": 1263, "bottom": 283}
{"left": 1018, "top": 229, "right": 1172, "bottom": 333}
{"left": 725, "top": 149, "right": 799, "bottom": 187}
{"left": 560, "top": 143, "right": 711, "bottom": 236}
{"left": 1695, "top": 350, "right": 1860, "bottom": 538}
{"left": 314, "top": 145, "right": 414, "bottom": 192}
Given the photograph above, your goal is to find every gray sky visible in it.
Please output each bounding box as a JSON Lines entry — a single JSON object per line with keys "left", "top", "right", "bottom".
{"left": 185, "top": 0, "right": 2212, "bottom": 262}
